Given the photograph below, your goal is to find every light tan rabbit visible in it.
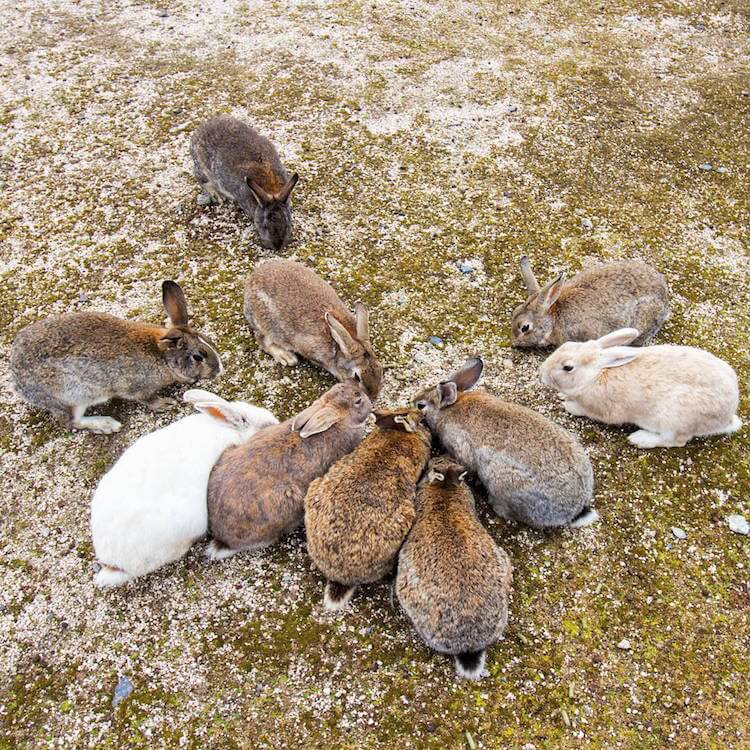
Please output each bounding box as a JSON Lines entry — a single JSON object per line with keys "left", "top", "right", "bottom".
{"left": 511, "top": 256, "right": 670, "bottom": 348}
{"left": 540, "top": 328, "right": 742, "bottom": 448}
{"left": 304, "top": 408, "right": 431, "bottom": 610}
{"left": 244, "top": 259, "right": 383, "bottom": 398}
{"left": 397, "top": 456, "right": 513, "bottom": 680}
{"left": 206, "top": 381, "right": 372, "bottom": 560}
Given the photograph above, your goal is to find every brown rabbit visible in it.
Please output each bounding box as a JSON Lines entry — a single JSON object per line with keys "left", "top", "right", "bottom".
{"left": 206, "top": 381, "right": 372, "bottom": 560}
{"left": 397, "top": 456, "right": 513, "bottom": 680}
{"left": 244, "top": 259, "right": 383, "bottom": 398}
{"left": 511, "top": 256, "right": 670, "bottom": 348}
{"left": 190, "top": 115, "right": 299, "bottom": 252}
{"left": 304, "top": 408, "right": 431, "bottom": 610}
{"left": 10, "top": 281, "right": 222, "bottom": 434}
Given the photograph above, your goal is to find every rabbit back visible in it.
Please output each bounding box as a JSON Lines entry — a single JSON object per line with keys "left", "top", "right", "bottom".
{"left": 244, "top": 260, "right": 355, "bottom": 371}
{"left": 397, "top": 481, "right": 511, "bottom": 655}
{"left": 556, "top": 261, "right": 669, "bottom": 345}
{"left": 432, "top": 392, "right": 593, "bottom": 528}
{"left": 305, "top": 429, "right": 429, "bottom": 586}
{"left": 91, "top": 413, "right": 234, "bottom": 577}
{"left": 12, "top": 313, "right": 175, "bottom": 416}
{"left": 191, "top": 115, "right": 288, "bottom": 210}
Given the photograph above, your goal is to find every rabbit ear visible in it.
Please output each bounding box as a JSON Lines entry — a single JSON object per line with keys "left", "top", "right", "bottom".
{"left": 193, "top": 401, "right": 249, "bottom": 430}
{"left": 596, "top": 328, "right": 640, "bottom": 348}
{"left": 277, "top": 172, "right": 299, "bottom": 203}
{"left": 326, "top": 313, "right": 359, "bottom": 357}
{"left": 183, "top": 389, "right": 227, "bottom": 405}
{"left": 246, "top": 178, "right": 273, "bottom": 206}
{"left": 438, "top": 381, "right": 458, "bottom": 407}
{"left": 295, "top": 405, "right": 342, "bottom": 438}
{"left": 538, "top": 272, "right": 565, "bottom": 311}
{"left": 162, "top": 281, "right": 189, "bottom": 326}
{"left": 519, "top": 255, "right": 539, "bottom": 294}
{"left": 446, "top": 357, "right": 484, "bottom": 392}
{"left": 354, "top": 302, "right": 370, "bottom": 342}
{"left": 598, "top": 346, "right": 640, "bottom": 369}
{"left": 158, "top": 330, "right": 185, "bottom": 350}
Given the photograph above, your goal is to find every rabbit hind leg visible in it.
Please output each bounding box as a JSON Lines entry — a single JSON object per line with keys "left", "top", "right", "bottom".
{"left": 70, "top": 404, "right": 121, "bottom": 434}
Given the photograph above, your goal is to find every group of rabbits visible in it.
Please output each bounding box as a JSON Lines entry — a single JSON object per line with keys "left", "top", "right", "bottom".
{"left": 9, "top": 115, "right": 742, "bottom": 679}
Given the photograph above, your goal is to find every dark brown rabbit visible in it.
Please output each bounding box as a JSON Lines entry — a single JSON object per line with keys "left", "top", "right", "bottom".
{"left": 304, "top": 408, "right": 431, "bottom": 610}
{"left": 191, "top": 115, "right": 299, "bottom": 251}
{"left": 10, "top": 281, "right": 222, "bottom": 434}
{"left": 206, "top": 381, "right": 372, "bottom": 560}
{"left": 397, "top": 456, "right": 513, "bottom": 680}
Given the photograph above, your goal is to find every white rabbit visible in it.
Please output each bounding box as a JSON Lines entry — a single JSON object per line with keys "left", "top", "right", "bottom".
{"left": 90, "top": 390, "right": 278, "bottom": 588}
{"left": 540, "top": 328, "right": 742, "bottom": 448}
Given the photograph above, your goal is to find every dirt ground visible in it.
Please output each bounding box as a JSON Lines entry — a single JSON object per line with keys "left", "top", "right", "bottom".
{"left": 1, "top": 0, "right": 749, "bottom": 748}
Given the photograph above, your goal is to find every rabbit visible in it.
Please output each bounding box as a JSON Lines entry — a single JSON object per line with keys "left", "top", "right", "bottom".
{"left": 190, "top": 115, "right": 299, "bottom": 252}
{"left": 206, "top": 381, "right": 372, "bottom": 560}
{"left": 540, "top": 328, "right": 743, "bottom": 448}
{"left": 90, "top": 389, "right": 278, "bottom": 588}
{"left": 412, "top": 357, "right": 596, "bottom": 529}
{"left": 10, "top": 281, "right": 223, "bottom": 434}
{"left": 304, "top": 408, "right": 431, "bottom": 610}
{"left": 396, "top": 456, "right": 513, "bottom": 680}
{"left": 511, "top": 256, "right": 670, "bottom": 348}
{"left": 244, "top": 259, "right": 383, "bottom": 398}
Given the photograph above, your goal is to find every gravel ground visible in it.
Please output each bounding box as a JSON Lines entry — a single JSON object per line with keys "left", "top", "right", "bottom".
{"left": 1, "top": 0, "right": 749, "bottom": 748}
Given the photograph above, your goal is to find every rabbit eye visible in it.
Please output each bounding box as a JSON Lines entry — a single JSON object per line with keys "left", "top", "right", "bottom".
{"left": 354, "top": 396, "right": 363, "bottom": 406}
{"left": 416, "top": 400, "right": 427, "bottom": 410}
{"left": 521, "top": 323, "right": 531, "bottom": 333}
{"left": 192, "top": 353, "right": 205, "bottom": 363}
{"left": 563, "top": 364, "right": 574, "bottom": 372}
{"left": 353, "top": 372, "right": 362, "bottom": 383}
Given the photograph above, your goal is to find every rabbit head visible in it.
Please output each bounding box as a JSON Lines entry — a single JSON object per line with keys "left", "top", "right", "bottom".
{"left": 325, "top": 303, "right": 383, "bottom": 398}
{"left": 158, "top": 281, "right": 223, "bottom": 383}
{"left": 291, "top": 380, "right": 372, "bottom": 439}
{"left": 511, "top": 256, "right": 566, "bottom": 348}
{"left": 183, "top": 389, "right": 277, "bottom": 437}
{"left": 540, "top": 328, "right": 641, "bottom": 396}
{"left": 247, "top": 173, "right": 299, "bottom": 251}
{"left": 425, "top": 455, "right": 468, "bottom": 485}
{"left": 412, "top": 357, "right": 484, "bottom": 427}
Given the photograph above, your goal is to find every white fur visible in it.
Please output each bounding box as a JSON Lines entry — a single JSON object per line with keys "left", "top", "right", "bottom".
{"left": 540, "top": 330, "right": 741, "bottom": 449}
{"left": 323, "top": 582, "right": 356, "bottom": 611}
{"left": 569, "top": 507, "right": 600, "bottom": 528}
{"left": 91, "top": 395, "right": 277, "bottom": 587}
{"left": 455, "top": 651, "right": 487, "bottom": 680}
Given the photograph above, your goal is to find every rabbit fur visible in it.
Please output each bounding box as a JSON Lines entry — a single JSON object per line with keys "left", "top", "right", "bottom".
{"left": 412, "top": 358, "right": 596, "bottom": 529}
{"left": 90, "top": 390, "right": 278, "bottom": 588}
{"left": 540, "top": 328, "right": 742, "bottom": 448}
{"left": 396, "top": 456, "right": 513, "bottom": 680}
{"left": 10, "top": 281, "right": 223, "bottom": 434}
{"left": 191, "top": 115, "right": 298, "bottom": 251}
{"left": 244, "top": 259, "right": 382, "bottom": 398}
{"left": 304, "top": 408, "right": 431, "bottom": 610}
{"left": 512, "top": 257, "right": 670, "bottom": 348}
{"left": 206, "top": 381, "right": 372, "bottom": 560}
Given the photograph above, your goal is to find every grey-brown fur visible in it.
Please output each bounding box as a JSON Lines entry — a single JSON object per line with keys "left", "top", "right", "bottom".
{"left": 396, "top": 456, "right": 513, "bottom": 680}
{"left": 244, "top": 259, "right": 383, "bottom": 398}
{"left": 304, "top": 408, "right": 431, "bottom": 608}
{"left": 511, "top": 257, "right": 670, "bottom": 348}
{"left": 413, "top": 358, "right": 595, "bottom": 529}
{"left": 10, "top": 281, "right": 222, "bottom": 433}
{"left": 206, "top": 381, "right": 371, "bottom": 558}
{"left": 190, "top": 115, "right": 299, "bottom": 251}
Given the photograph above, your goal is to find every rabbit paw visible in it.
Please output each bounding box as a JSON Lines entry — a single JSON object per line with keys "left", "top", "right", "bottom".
{"left": 94, "top": 565, "right": 132, "bottom": 588}
{"left": 196, "top": 192, "right": 213, "bottom": 206}
{"left": 144, "top": 397, "right": 178, "bottom": 412}
{"left": 628, "top": 429, "right": 667, "bottom": 449}
{"left": 205, "top": 539, "right": 239, "bottom": 561}
{"left": 74, "top": 416, "right": 122, "bottom": 434}
{"left": 563, "top": 399, "right": 587, "bottom": 417}
{"left": 268, "top": 345, "right": 298, "bottom": 367}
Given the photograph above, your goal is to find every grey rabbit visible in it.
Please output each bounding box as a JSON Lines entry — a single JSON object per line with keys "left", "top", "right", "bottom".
{"left": 10, "top": 281, "right": 222, "bottom": 434}
{"left": 412, "top": 357, "right": 596, "bottom": 529}
{"left": 190, "top": 115, "right": 299, "bottom": 252}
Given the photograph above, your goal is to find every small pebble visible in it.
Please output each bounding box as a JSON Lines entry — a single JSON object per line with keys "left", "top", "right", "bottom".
{"left": 580, "top": 218, "right": 593, "bottom": 229}
{"left": 281, "top": 572, "right": 294, "bottom": 587}
{"left": 428, "top": 336, "right": 444, "bottom": 348}
{"left": 716, "top": 166, "right": 729, "bottom": 174}
{"left": 112, "top": 676, "right": 134, "bottom": 708}
{"left": 671, "top": 527, "right": 687, "bottom": 540}
{"left": 507, "top": 105, "right": 518, "bottom": 113}
{"left": 727, "top": 514, "right": 749, "bottom": 535}
{"left": 699, "top": 163, "right": 713, "bottom": 171}
{"left": 196, "top": 193, "right": 212, "bottom": 206}
{"left": 457, "top": 262, "right": 474, "bottom": 274}
{"left": 617, "top": 638, "right": 631, "bottom": 650}
{"left": 78, "top": 292, "right": 88, "bottom": 303}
